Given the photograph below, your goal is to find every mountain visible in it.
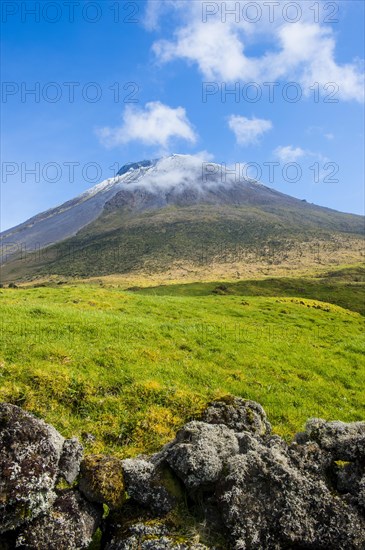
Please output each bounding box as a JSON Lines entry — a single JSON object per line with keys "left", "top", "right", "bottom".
{"left": 1, "top": 154, "right": 364, "bottom": 282}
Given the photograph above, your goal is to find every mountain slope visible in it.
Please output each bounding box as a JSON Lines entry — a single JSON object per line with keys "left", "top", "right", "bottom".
{"left": 0, "top": 160, "right": 158, "bottom": 253}
{"left": 1, "top": 155, "right": 364, "bottom": 282}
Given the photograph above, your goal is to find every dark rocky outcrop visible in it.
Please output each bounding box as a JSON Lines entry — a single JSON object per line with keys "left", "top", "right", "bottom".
{"left": 217, "top": 435, "right": 364, "bottom": 548}
{"left": 201, "top": 396, "right": 271, "bottom": 436}
{"left": 1, "top": 398, "right": 365, "bottom": 549}
{"left": 122, "top": 458, "right": 184, "bottom": 515}
{"left": 0, "top": 403, "right": 83, "bottom": 534}
{"left": 296, "top": 417, "right": 365, "bottom": 462}
{"left": 15, "top": 491, "right": 102, "bottom": 550}
{"left": 165, "top": 421, "right": 239, "bottom": 491}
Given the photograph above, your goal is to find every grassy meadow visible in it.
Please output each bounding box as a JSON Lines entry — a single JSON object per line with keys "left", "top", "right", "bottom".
{"left": 0, "top": 265, "right": 364, "bottom": 458}
{"left": 133, "top": 265, "right": 365, "bottom": 315}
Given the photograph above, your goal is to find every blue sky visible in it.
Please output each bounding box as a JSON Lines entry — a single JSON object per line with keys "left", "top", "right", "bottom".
{"left": 1, "top": 0, "right": 364, "bottom": 230}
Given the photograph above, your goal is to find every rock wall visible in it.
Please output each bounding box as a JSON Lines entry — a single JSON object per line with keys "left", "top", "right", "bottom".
{"left": 0, "top": 397, "right": 364, "bottom": 549}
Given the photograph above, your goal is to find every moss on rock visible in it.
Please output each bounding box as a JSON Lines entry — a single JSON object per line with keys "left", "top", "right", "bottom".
{"left": 79, "top": 455, "right": 126, "bottom": 510}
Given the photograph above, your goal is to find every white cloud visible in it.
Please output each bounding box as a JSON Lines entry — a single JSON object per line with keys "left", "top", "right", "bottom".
{"left": 228, "top": 115, "right": 272, "bottom": 145}
{"left": 274, "top": 145, "right": 329, "bottom": 165}
{"left": 97, "top": 101, "right": 197, "bottom": 149}
{"left": 153, "top": 20, "right": 259, "bottom": 82}
{"left": 274, "top": 23, "right": 364, "bottom": 102}
{"left": 274, "top": 145, "right": 306, "bottom": 163}
{"left": 148, "top": 1, "right": 364, "bottom": 102}
{"left": 129, "top": 153, "right": 216, "bottom": 192}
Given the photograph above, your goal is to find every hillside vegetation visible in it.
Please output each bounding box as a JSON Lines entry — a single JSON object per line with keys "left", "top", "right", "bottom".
{"left": 2, "top": 203, "right": 364, "bottom": 282}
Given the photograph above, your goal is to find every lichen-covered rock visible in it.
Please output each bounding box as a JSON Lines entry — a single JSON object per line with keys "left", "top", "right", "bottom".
{"left": 0, "top": 403, "right": 65, "bottom": 533}
{"left": 218, "top": 438, "right": 365, "bottom": 549}
{"left": 122, "top": 459, "right": 184, "bottom": 515}
{"left": 235, "top": 431, "right": 263, "bottom": 454}
{"left": 201, "top": 397, "right": 271, "bottom": 436}
{"left": 297, "top": 418, "right": 365, "bottom": 462}
{"left": 288, "top": 440, "right": 332, "bottom": 478}
{"left": 334, "top": 462, "right": 365, "bottom": 514}
{"left": 105, "top": 519, "right": 209, "bottom": 550}
{"left": 79, "top": 455, "right": 125, "bottom": 510}
{"left": 15, "top": 490, "right": 102, "bottom": 549}
{"left": 166, "top": 421, "right": 239, "bottom": 490}
{"left": 293, "top": 418, "right": 365, "bottom": 519}
{"left": 358, "top": 475, "right": 365, "bottom": 511}
{"left": 58, "top": 437, "right": 83, "bottom": 484}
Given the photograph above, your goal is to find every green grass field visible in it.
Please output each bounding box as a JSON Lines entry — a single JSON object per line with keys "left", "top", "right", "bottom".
{"left": 1, "top": 266, "right": 364, "bottom": 458}
{"left": 132, "top": 265, "right": 365, "bottom": 315}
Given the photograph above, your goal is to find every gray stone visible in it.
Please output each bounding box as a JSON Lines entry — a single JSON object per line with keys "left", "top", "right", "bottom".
{"left": 58, "top": 437, "right": 83, "bottom": 484}
{"left": 0, "top": 403, "right": 64, "bottom": 533}
{"left": 201, "top": 397, "right": 271, "bottom": 436}
{"left": 122, "top": 458, "right": 183, "bottom": 514}
{"left": 297, "top": 418, "right": 365, "bottom": 462}
{"left": 236, "top": 431, "right": 264, "bottom": 454}
{"left": 166, "top": 421, "right": 239, "bottom": 490}
{"left": 218, "top": 440, "right": 365, "bottom": 549}
{"left": 335, "top": 462, "right": 365, "bottom": 514}
{"left": 288, "top": 440, "right": 331, "bottom": 478}
{"left": 15, "top": 490, "right": 101, "bottom": 549}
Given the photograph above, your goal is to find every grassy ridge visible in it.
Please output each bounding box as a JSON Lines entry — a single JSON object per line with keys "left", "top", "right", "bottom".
{"left": 0, "top": 280, "right": 364, "bottom": 457}
{"left": 133, "top": 265, "right": 365, "bottom": 315}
